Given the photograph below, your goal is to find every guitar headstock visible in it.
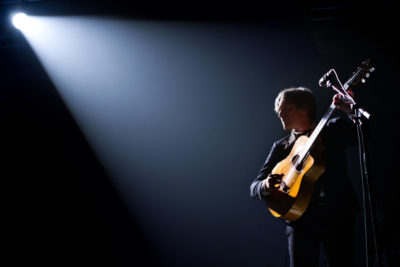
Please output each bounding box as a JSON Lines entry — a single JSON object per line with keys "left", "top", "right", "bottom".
{"left": 344, "top": 59, "right": 375, "bottom": 90}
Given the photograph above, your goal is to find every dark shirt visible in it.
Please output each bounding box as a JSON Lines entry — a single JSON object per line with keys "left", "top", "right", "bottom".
{"left": 250, "top": 116, "right": 359, "bottom": 224}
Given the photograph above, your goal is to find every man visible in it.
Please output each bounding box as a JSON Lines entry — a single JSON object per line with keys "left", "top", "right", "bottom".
{"left": 250, "top": 87, "right": 359, "bottom": 266}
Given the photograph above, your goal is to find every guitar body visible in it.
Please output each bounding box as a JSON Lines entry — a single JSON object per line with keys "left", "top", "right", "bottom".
{"left": 266, "top": 136, "right": 326, "bottom": 221}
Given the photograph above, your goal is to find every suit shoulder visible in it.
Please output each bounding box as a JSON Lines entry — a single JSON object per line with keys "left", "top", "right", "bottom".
{"left": 327, "top": 116, "right": 342, "bottom": 125}
{"left": 274, "top": 134, "right": 291, "bottom": 146}
{"left": 326, "top": 116, "right": 354, "bottom": 129}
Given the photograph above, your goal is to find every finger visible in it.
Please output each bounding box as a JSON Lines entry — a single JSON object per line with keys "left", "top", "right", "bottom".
{"left": 269, "top": 179, "right": 282, "bottom": 187}
{"left": 269, "top": 174, "right": 281, "bottom": 179}
{"left": 269, "top": 177, "right": 282, "bottom": 184}
{"left": 270, "top": 173, "right": 284, "bottom": 178}
{"left": 333, "top": 94, "right": 344, "bottom": 103}
{"left": 269, "top": 175, "right": 281, "bottom": 180}
{"left": 273, "top": 183, "right": 281, "bottom": 188}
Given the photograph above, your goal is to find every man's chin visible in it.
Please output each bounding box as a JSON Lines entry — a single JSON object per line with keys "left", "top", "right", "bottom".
{"left": 282, "top": 125, "right": 292, "bottom": 131}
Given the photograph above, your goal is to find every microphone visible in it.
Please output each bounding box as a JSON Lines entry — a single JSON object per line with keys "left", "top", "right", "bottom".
{"left": 318, "top": 69, "right": 334, "bottom": 87}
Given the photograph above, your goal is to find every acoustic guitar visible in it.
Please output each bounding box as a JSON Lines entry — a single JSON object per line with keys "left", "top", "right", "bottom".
{"left": 266, "top": 59, "right": 373, "bottom": 221}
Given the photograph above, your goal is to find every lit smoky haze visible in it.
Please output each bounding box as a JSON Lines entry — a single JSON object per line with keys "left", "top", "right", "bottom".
{"left": 19, "top": 16, "right": 320, "bottom": 265}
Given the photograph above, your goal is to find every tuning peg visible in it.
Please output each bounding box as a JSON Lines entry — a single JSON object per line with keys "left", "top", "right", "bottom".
{"left": 370, "top": 67, "right": 375, "bottom": 72}
{"left": 365, "top": 73, "right": 370, "bottom": 78}
{"left": 361, "top": 79, "right": 366, "bottom": 83}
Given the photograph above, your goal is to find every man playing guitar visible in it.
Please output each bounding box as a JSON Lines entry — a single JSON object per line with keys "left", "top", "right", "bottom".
{"left": 250, "top": 87, "right": 358, "bottom": 266}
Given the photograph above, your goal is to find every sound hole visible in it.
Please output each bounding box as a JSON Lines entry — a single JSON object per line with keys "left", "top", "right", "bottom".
{"left": 291, "top": 154, "right": 304, "bottom": 171}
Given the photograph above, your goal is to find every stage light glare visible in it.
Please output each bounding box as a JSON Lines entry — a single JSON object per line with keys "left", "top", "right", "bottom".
{"left": 12, "top": 12, "right": 29, "bottom": 30}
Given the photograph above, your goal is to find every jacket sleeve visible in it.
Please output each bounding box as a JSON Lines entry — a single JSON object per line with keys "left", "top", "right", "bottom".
{"left": 250, "top": 141, "right": 282, "bottom": 199}
{"left": 325, "top": 115, "right": 365, "bottom": 147}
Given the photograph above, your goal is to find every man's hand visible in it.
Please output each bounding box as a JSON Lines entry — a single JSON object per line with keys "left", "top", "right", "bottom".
{"left": 333, "top": 89, "right": 355, "bottom": 114}
{"left": 263, "top": 173, "right": 284, "bottom": 190}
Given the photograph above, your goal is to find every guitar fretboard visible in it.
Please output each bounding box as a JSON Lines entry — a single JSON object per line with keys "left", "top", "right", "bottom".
{"left": 298, "top": 104, "right": 337, "bottom": 161}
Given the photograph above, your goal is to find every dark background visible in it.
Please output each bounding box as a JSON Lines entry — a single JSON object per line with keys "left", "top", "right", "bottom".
{"left": 1, "top": 0, "right": 399, "bottom": 266}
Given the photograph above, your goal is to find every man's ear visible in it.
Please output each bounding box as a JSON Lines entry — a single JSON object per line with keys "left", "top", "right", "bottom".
{"left": 299, "top": 108, "right": 311, "bottom": 120}
{"left": 298, "top": 107, "right": 308, "bottom": 114}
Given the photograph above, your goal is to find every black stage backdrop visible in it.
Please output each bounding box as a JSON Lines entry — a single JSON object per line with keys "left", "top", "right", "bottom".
{"left": 1, "top": 1, "right": 399, "bottom": 266}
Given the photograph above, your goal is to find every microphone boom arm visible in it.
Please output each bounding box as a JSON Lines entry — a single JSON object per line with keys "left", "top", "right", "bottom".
{"left": 320, "top": 68, "right": 371, "bottom": 120}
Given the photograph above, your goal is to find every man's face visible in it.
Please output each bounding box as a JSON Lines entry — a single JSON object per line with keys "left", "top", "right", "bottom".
{"left": 277, "top": 101, "right": 307, "bottom": 130}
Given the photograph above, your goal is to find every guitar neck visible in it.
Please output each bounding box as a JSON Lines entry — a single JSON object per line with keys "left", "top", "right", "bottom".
{"left": 297, "top": 59, "right": 372, "bottom": 163}
{"left": 299, "top": 104, "right": 337, "bottom": 160}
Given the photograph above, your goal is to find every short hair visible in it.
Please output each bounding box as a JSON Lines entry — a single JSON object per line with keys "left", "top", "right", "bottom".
{"left": 274, "top": 87, "right": 316, "bottom": 121}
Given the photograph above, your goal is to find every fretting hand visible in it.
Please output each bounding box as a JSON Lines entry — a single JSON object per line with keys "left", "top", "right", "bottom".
{"left": 333, "top": 89, "right": 354, "bottom": 114}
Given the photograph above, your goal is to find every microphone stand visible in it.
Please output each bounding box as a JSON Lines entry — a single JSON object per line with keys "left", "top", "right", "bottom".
{"left": 330, "top": 82, "right": 381, "bottom": 267}
{"left": 350, "top": 107, "right": 381, "bottom": 267}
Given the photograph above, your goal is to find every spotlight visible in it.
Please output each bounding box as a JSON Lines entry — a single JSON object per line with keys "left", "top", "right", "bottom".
{"left": 12, "top": 12, "right": 29, "bottom": 30}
